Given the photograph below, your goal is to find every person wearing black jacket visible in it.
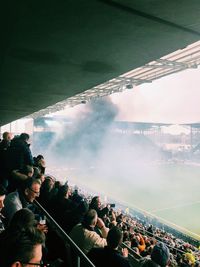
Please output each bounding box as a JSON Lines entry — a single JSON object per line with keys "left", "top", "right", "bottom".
{"left": 8, "top": 133, "right": 34, "bottom": 172}
{"left": 89, "top": 196, "right": 109, "bottom": 219}
{"left": 0, "top": 132, "right": 12, "bottom": 187}
{"left": 88, "top": 226, "right": 132, "bottom": 267}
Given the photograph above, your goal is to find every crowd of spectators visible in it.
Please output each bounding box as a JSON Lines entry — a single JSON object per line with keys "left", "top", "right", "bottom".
{"left": 0, "top": 131, "right": 199, "bottom": 267}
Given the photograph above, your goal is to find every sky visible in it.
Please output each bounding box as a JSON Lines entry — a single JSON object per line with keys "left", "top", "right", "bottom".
{"left": 49, "top": 66, "right": 200, "bottom": 134}
{"left": 111, "top": 67, "right": 200, "bottom": 124}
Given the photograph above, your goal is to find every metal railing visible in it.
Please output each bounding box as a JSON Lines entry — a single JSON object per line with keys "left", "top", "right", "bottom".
{"left": 121, "top": 242, "right": 141, "bottom": 267}
{"left": 34, "top": 200, "right": 95, "bottom": 267}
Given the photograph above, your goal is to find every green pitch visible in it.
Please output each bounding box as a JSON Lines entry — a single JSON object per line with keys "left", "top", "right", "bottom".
{"left": 70, "top": 163, "right": 200, "bottom": 240}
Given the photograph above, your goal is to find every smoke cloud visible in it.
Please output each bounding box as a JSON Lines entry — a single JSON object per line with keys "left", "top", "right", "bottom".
{"left": 32, "top": 97, "right": 200, "bottom": 235}
{"left": 33, "top": 96, "right": 165, "bottom": 205}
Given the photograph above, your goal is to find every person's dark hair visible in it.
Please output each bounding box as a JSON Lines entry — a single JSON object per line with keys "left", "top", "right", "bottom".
{"left": 2, "top": 132, "right": 9, "bottom": 140}
{"left": 82, "top": 209, "right": 97, "bottom": 227}
{"left": 0, "top": 184, "right": 7, "bottom": 196}
{"left": 0, "top": 226, "right": 45, "bottom": 267}
{"left": 54, "top": 181, "right": 61, "bottom": 189}
{"left": 20, "top": 165, "right": 34, "bottom": 176}
{"left": 77, "top": 200, "right": 89, "bottom": 215}
{"left": 36, "top": 155, "right": 44, "bottom": 160}
{"left": 57, "top": 184, "right": 69, "bottom": 200}
{"left": 23, "top": 177, "right": 41, "bottom": 190}
{"left": 45, "top": 175, "right": 55, "bottom": 183}
{"left": 131, "top": 237, "right": 139, "bottom": 248}
{"left": 90, "top": 196, "right": 99, "bottom": 209}
{"left": 19, "top": 133, "right": 30, "bottom": 141}
{"left": 32, "top": 167, "right": 41, "bottom": 178}
{"left": 107, "top": 226, "right": 123, "bottom": 249}
{"left": 8, "top": 208, "right": 36, "bottom": 230}
{"left": 40, "top": 177, "right": 54, "bottom": 193}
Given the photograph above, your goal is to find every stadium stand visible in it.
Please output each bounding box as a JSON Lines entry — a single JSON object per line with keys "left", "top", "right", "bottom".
{"left": 0, "top": 131, "right": 200, "bottom": 266}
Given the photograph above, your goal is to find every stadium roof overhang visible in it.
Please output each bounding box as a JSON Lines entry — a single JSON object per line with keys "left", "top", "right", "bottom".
{"left": 114, "top": 121, "right": 172, "bottom": 131}
{"left": 181, "top": 123, "right": 200, "bottom": 129}
{"left": 34, "top": 117, "right": 172, "bottom": 131}
{"left": 1, "top": 0, "right": 200, "bottom": 126}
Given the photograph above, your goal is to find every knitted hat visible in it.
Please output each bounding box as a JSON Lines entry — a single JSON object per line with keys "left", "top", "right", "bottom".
{"left": 151, "top": 242, "right": 170, "bottom": 266}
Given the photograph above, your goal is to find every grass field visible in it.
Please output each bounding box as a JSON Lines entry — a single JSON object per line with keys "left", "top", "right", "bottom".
{"left": 59, "top": 162, "right": 200, "bottom": 240}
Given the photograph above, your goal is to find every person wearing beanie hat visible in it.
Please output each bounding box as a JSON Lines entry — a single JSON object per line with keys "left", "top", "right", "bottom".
{"left": 151, "top": 242, "right": 170, "bottom": 266}
{"left": 140, "top": 242, "right": 170, "bottom": 267}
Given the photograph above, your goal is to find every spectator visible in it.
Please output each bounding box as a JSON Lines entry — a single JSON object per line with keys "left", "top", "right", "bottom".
{"left": 4, "top": 208, "right": 48, "bottom": 238}
{"left": 89, "top": 196, "right": 109, "bottom": 219}
{"left": 8, "top": 165, "right": 34, "bottom": 192}
{"left": 47, "top": 184, "right": 75, "bottom": 225}
{"left": 8, "top": 133, "right": 34, "bottom": 172}
{"left": 183, "top": 250, "right": 196, "bottom": 266}
{"left": 38, "top": 176, "right": 55, "bottom": 208}
{"left": 34, "top": 154, "right": 46, "bottom": 174}
{"left": 0, "top": 132, "right": 12, "bottom": 187}
{"left": 88, "top": 226, "right": 132, "bottom": 267}
{"left": 0, "top": 184, "right": 6, "bottom": 233}
{"left": 70, "top": 187, "right": 84, "bottom": 205}
{"left": 0, "top": 132, "right": 12, "bottom": 145}
{"left": 70, "top": 209, "right": 108, "bottom": 254}
{"left": 2, "top": 177, "right": 41, "bottom": 223}
{"left": 63, "top": 199, "right": 89, "bottom": 233}
{"left": 0, "top": 226, "right": 45, "bottom": 267}
{"left": 7, "top": 208, "right": 36, "bottom": 230}
{"left": 140, "top": 242, "right": 170, "bottom": 267}
{"left": 136, "top": 233, "right": 146, "bottom": 253}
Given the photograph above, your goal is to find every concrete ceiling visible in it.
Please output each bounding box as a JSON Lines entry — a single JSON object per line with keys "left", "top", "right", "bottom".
{"left": 1, "top": 0, "right": 200, "bottom": 126}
